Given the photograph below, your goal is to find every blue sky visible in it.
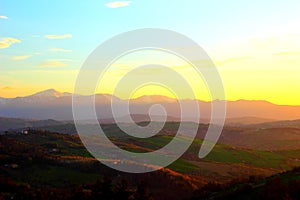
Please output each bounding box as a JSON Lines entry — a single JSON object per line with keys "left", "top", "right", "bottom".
{"left": 2, "top": 0, "right": 299, "bottom": 56}
{"left": 0, "top": 0, "right": 300, "bottom": 104}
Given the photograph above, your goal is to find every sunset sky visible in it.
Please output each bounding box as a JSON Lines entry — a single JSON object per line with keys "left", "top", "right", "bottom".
{"left": 0, "top": 0, "right": 300, "bottom": 105}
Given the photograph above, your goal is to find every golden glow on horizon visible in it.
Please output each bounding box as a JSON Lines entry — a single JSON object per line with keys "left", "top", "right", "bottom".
{"left": 130, "top": 85, "right": 178, "bottom": 99}
{"left": 1, "top": 34, "right": 299, "bottom": 105}
{"left": 95, "top": 50, "right": 212, "bottom": 101}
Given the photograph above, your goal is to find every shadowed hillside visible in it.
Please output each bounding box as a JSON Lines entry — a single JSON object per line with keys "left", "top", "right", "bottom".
{"left": 2, "top": 120, "right": 300, "bottom": 199}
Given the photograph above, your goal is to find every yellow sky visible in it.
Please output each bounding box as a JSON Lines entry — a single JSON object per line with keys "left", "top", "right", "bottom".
{"left": 1, "top": 33, "right": 299, "bottom": 105}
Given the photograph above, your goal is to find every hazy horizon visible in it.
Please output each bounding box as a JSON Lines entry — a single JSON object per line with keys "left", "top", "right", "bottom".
{"left": 1, "top": 88, "right": 300, "bottom": 107}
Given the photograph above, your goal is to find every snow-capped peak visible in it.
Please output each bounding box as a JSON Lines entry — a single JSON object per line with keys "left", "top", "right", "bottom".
{"left": 29, "top": 89, "right": 64, "bottom": 98}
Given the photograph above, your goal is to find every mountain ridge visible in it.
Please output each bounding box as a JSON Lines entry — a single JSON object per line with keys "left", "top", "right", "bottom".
{"left": 0, "top": 88, "right": 295, "bottom": 106}
{"left": 0, "top": 89, "right": 300, "bottom": 120}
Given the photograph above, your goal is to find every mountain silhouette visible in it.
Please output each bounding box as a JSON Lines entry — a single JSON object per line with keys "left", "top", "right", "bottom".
{"left": 0, "top": 89, "right": 299, "bottom": 120}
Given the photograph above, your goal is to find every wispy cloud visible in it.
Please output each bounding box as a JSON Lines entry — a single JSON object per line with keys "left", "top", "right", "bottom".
{"left": 215, "top": 56, "right": 252, "bottom": 66}
{"left": 49, "top": 48, "right": 72, "bottom": 53}
{"left": 38, "top": 60, "right": 67, "bottom": 68}
{"left": 45, "top": 34, "right": 72, "bottom": 39}
{"left": 105, "top": 1, "right": 131, "bottom": 8}
{"left": 0, "top": 38, "right": 21, "bottom": 49}
{"left": 272, "top": 51, "right": 300, "bottom": 56}
{"left": 58, "top": 58, "right": 78, "bottom": 62}
{"left": 2, "top": 86, "right": 14, "bottom": 90}
{"left": 12, "top": 55, "right": 32, "bottom": 60}
{"left": 0, "top": 15, "right": 8, "bottom": 19}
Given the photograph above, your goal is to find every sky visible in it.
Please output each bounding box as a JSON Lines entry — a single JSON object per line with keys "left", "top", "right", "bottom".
{"left": 0, "top": 0, "right": 300, "bottom": 105}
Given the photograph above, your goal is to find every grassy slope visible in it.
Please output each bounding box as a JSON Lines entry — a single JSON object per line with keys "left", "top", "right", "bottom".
{"left": 2, "top": 122, "right": 300, "bottom": 190}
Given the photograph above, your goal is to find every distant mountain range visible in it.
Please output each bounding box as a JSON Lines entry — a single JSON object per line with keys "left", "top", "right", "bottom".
{"left": 0, "top": 89, "right": 299, "bottom": 121}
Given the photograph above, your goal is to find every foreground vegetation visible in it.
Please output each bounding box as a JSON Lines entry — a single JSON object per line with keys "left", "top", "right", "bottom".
{"left": 1, "top": 121, "right": 300, "bottom": 199}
